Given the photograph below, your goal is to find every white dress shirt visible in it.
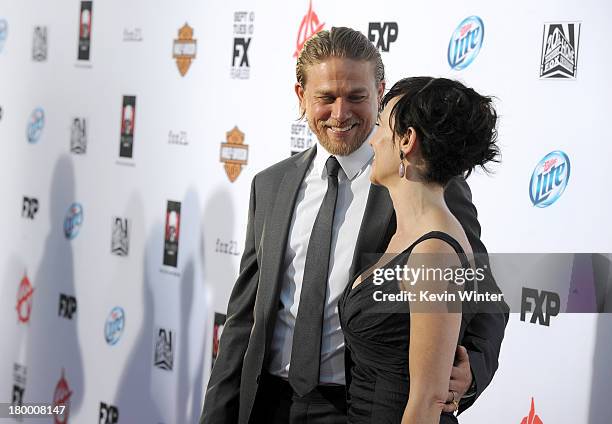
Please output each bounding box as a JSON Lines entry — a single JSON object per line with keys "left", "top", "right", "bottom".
{"left": 267, "top": 134, "right": 374, "bottom": 385}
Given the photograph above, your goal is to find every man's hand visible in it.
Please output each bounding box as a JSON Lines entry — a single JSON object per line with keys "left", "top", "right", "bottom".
{"left": 442, "top": 345, "right": 472, "bottom": 413}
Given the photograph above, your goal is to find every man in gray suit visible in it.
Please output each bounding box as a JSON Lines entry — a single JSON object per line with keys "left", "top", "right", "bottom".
{"left": 201, "top": 27, "right": 508, "bottom": 424}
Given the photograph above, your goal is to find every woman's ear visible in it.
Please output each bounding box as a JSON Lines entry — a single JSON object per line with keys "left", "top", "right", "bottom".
{"left": 399, "top": 127, "right": 418, "bottom": 157}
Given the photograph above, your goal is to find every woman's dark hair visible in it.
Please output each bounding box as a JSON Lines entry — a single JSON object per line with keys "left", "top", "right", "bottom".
{"left": 381, "top": 77, "right": 500, "bottom": 185}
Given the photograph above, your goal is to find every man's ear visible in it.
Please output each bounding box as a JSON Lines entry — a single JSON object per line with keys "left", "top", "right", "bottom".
{"left": 377, "top": 80, "right": 386, "bottom": 104}
{"left": 295, "top": 83, "right": 305, "bottom": 114}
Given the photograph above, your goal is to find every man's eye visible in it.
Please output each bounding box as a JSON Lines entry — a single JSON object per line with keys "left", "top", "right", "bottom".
{"left": 350, "top": 96, "right": 366, "bottom": 102}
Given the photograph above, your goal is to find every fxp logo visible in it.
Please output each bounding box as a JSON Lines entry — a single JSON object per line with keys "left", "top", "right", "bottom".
{"left": 64, "top": 203, "right": 84, "bottom": 239}
{"left": 529, "top": 151, "right": 571, "bottom": 208}
{"left": 27, "top": 107, "right": 45, "bottom": 143}
{"left": 105, "top": 307, "right": 125, "bottom": 345}
{"left": 448, "top": 16, "right": 484, "bottom": 70}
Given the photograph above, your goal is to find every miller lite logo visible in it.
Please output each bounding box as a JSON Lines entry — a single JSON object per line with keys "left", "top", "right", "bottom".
{"left": 540, "top": 22, "right": 581, "bottom": 79}
{"left": 52, "top": 369, "right": 72, "bottom": 424}
{"left": 119, "top": 95, "right": 136, "bottom": 158}
{"left": 368, "top": 22, "right": 398, "bottom": 52}
{"left": 77, "top": 1, "right": 93, "bottom": 61}
{"left": 16, "top": 272, "right": 34, "bottom": 324}
{"left": 0, "top": 19, "right": 7, "bottom": 53}
{"left": 32, "top": 26, "right": 48, "bottom": 61}
{"left": 220, "top": 126, "right": 248, "bottom": 182}
{"left": 294, "top": 0, "right": 324, "bottom": 58}
{"left": 27, "top": 107, "right": 45, "bottom": 144}
{"left": 448, "top": 16, "right": 484, "bottom": 70}
{"left": 105, "top": 307, "right": 125, "bottom": 345}
{"left": 64, "top": 203, "right": 84, "bottom": 240}
{"left": 529, "top": 151, "right": 570, "bottom": 208}
{"left": 154, "top": 327, "right": 175, "bottom": 371}
{"left": 173, "top": 23, "right": 197, "bottom": 77}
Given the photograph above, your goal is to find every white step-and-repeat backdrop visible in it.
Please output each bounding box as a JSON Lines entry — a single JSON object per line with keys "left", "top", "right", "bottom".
{"left": 1, "top": 0, "right": 611, "bottom": 423}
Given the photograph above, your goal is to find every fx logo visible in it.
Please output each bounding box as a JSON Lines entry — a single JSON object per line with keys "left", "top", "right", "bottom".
{"left": 368, "top": 22, "right": 398, "bottom": 52}
{"left": 520, "top": 287, "right": 560, "bottom": 326}
{"left": 232, "top": 38, "right": 250, "bottom": 67}
{"left": 58, "top": 294, "right": 77, "bottom": 319}
{"left": 22, "top": 197, "right": 39, "bottom": 219}
{"left": 99, "top": 402, "right": 119, "bottom": 424}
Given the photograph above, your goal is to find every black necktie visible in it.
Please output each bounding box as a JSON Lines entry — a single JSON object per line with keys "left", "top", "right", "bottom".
{"left": 288, "top": 156, "right": 341, "bottom": 397}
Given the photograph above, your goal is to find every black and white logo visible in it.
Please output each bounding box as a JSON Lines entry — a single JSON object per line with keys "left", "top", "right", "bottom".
{"left": 32, "top": 26, "right": 48, "bottom": 61}
{"left": 59, "top": 293, "right": 77, "bottom": 320}
{"left": 99, "top": 402, "right": 119, "bottom": 424}
{"left": 520, "top": 287, "right": 560, "bottom": 326}
{"left": 231, "top": 11, "right": 254, "bottom": 79}
{"left": 71, "top": 117, "right": 87, "bottom": 154}
{"left": 22, "top": 197, "right": 39, "bottom": 219}
{"left": 154, "top": 327, "right": 174, "bottom": 371}
{"left": 290, "top": 122, "right": 315, "bottom": 156}
{"left": 540, "top": 22, "right": 581, "bottom": 79}
{"left": 111, "top": 217, "right": 129, "bottom": 257}
{"left": 12, "top": 363, "right": 27, "bottom": 418}
{"left": 368, "top": 22, "right": 398, "bottom": 52}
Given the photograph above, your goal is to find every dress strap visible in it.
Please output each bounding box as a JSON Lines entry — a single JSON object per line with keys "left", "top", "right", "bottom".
{"left": 406, "top": 231, "right": 471, "bottom": 269}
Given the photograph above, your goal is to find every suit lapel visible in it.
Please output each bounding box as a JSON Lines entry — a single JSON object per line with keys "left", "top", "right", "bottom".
{"left": 260, "top": 147, "right": 316, "bottom": 345}
{"left": 349, "top": 183, "right": 394, "bottom": 279}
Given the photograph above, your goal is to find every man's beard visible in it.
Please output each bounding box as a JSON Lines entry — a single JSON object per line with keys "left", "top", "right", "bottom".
{"left": 308, "top": 118, "right": 369, "bottom": 156}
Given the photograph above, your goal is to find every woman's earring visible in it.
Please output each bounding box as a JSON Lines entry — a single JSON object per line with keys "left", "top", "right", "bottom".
{"left": 398, "top": 152, "right": 406, "bottom": 178}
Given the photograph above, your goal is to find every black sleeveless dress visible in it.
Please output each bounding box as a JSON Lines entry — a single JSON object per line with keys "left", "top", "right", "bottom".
{"left": 338, "top": 231, "right": 473, "bottom": 424}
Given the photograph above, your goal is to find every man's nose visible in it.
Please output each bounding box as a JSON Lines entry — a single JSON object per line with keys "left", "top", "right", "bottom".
{"left": 331, "top": 98, "right": 352, "bottom": 122}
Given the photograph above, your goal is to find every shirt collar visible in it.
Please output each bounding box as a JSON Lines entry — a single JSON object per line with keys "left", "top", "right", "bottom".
{"left": 314, "top": 127, "right": 375, "bottom": 181}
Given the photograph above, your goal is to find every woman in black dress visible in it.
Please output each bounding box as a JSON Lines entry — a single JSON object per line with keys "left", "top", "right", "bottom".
{"left": 338, "top": 77, "right": 499, "bottom": 423}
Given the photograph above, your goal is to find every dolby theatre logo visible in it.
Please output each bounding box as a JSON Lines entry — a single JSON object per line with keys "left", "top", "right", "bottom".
{"left": 173, "top": 23, "right": 197, "bottom": 76}
{"left": 220, "top": 126, "right": 249, "bottom": 182}
{"left": 448, "top": 16, "right": 484, "bottom": 70}
{"left": 294, "top": 0, "right": 324, "bottom": 58}
{"left": 540, "top": 22, "right": 581, "bottom": 79}
{"left": 529, "top": 151, "right": 570, "bottom": 208}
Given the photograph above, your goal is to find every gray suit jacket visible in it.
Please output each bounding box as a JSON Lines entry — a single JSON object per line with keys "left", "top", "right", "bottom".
{"left": 200, "top": 146, "right": 508, "bottom": 424}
